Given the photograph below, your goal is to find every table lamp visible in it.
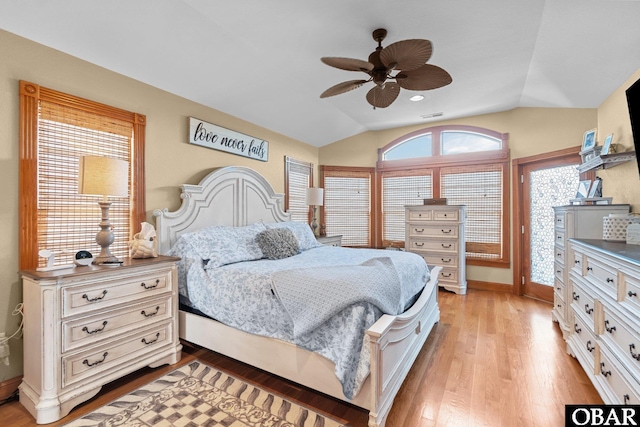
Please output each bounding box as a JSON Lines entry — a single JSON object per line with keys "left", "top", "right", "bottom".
{"left": 305, "top": 187, "right": 324, "bottom": 236}
{"left": 78, "top": 156, "right": 129, "bottom": 265}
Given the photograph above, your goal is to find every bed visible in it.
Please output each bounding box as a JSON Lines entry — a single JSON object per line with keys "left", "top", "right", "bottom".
{"left": 153, "top": 166, "right": 441, "bottom": 427}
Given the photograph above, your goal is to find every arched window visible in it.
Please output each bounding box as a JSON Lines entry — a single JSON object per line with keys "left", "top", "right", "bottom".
{"left": 377, "top": 125, "right": 509, "bottom": 267}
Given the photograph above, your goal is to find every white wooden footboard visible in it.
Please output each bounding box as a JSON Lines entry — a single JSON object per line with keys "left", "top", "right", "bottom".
{"left": 366, "top": 266, "right": 441, "bottom": 427}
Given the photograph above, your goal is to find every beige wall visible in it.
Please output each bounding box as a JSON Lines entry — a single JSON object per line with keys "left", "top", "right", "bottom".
{"left": 0, "top": 30, "right": 318, "bottom": 381}
{"left": 320, "top": 107, "right": 599, "bottom": 286}
{"left": 597, "top": 69, "right": 640, "bottom": 211}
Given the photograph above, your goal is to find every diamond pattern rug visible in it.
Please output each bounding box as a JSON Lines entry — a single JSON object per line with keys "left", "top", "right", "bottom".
{"left": 64, "top": 360, "right": 347, "bottom": 427}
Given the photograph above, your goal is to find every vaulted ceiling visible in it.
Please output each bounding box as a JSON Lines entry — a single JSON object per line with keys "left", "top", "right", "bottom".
{"left": 2, "top": 0, "right": 640, "bottom": 147}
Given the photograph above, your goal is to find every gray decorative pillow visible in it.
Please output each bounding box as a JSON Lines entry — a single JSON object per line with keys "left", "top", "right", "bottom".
{"left": 256, "top": 228, "right": 299, "bottom": 260}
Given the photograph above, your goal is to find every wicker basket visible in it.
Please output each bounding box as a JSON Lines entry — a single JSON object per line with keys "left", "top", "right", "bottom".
{"left": 603, "top": 216, "right": 640, "bottom": 241}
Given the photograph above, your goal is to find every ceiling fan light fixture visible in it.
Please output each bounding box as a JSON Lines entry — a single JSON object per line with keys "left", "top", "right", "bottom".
{"left": 320, "top": 28, "right": 451, "bottom": 109}
{"left": 410, "top": 95, "right": 425, "bottom": 102}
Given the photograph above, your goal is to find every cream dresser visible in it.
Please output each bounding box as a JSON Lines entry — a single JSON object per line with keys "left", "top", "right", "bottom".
{"left": 567, "top": 239, "right": 640, "bottom": 404}
{"left": 19, "top": 256, "right": 183, "bottom": 424}
{"left": 405, "top": 205, "right": 466, "bottom": 294}
{"left": 552, "top": 205, "right": 630, "bottom": 338}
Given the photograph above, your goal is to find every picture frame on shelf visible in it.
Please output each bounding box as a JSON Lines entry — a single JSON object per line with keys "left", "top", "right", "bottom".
{"left": 601, "top": 133, "right": 614, "bottom": 155}
{"left": 588, "top": 177, "right": 602, "bottom": 198}
{"left": 576, "top": 180, "right": 591, "bottom": 199}
{"left": 581, "top": 128, "right": 597, "bottom": 151}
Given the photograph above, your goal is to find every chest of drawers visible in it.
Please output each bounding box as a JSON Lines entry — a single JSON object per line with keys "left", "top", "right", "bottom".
{"left": 19, "top": 256, "right": 182, "bottom": 424}
{"left": 405, "top": 205, "right": 466, "bottom": 294}
{"left": 552, "top": 205, "right": 630, "bottom": 338}
{"left": 567, "top": 239, "right": 640, "bottom": 405}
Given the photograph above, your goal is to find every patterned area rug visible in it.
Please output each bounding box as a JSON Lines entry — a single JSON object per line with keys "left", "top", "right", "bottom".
{"left": 64, "top": 360, "right": 347, "bottom": 427}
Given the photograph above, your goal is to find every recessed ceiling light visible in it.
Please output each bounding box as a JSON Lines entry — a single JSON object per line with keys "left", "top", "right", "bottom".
{"left": 409, "top": 95, "right": 425, "bottom": 102}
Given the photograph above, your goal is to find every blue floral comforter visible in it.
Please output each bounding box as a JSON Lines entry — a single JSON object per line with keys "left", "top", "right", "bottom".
{"left": 169, "top": 225, "right": 429, "bottom": 399}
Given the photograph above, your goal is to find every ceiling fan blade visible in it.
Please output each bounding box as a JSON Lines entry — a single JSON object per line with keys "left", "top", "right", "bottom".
{"left": 366, "top": 83, "right": 400, "bottom": 108}
{"left": 320, "top": 80, "right": 369, "bottom": 98}
{"left": 380, "top": 39, "right": 432, "bottom": 71}
{"left": 396, "top": 64, "right": 453, "bottom": 90}
{"left": 321, "top": 57, "right": 374, "bottom": 72}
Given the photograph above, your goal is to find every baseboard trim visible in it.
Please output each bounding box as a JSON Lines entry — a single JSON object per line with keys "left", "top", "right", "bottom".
{"left": 467, "top": 280, "right": 513, "bottom": 293}
{"left": 0, "top": 375, "right": 21, "bottom": 401}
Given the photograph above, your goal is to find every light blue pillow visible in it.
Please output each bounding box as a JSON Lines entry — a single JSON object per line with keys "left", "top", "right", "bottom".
{"left": 177, "top": 223, "right": 266, "bottom": 269}
{"left": 265, "top": 221, "right": 322, "bottom": 252}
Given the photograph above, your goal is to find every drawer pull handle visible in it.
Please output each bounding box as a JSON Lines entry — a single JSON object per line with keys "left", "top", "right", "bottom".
{"left": 441, "top": 273, "right": 452, "bottom": 278}
{"left": 141, "top": 306, "right": 160, "bottom": 318}
{"left": 605, "top": 320, "right": 616, "bottom": 333}
{"left": 141, "top": 279, "right": 160, "bottom": 290}
{"left": 625, "top": 394, "right": 631, "bottom": 405}
{"left": 82, "top": 321, "right": 108, "bottom": 335}
{"left": 573, "top": 292, "right": 579, "bottom": 301}
{"left": 600, "top": 362, "right": 611, "bottom": 377}
{"left": 557, "top": 253, "right": 561, "bottom": 257}
{"left": 83, "top": 352, "right": 108, "bottom": 367}
{"left": 441, "top": 258, "right": 452, "bottom": 263}
{"left": 574, "top": 324, "right": 582, "bottom": 334}
{"left": 584, "top": 304, "right": 593, "bottom": 315}
{"left": 629, "top": 344, "right": 640, "bottom": 361}
{"left": 415, "top": 228, "right": 424, "bottom": 232}
{"left": 82, "top": 290, "right": 107, "bottom": 303}
{"left": 142, "top": 332, "right": 161, "bottom": 345}
{"left": 415, "top": 242, "right": 425, "bottom": 247}
{"left": 587, "top": 341, "right": 594, "bottom": 352}
{"left": 442, "top": 244, "right": 452, "bottom": 249}
{"left": 556, "top": 270, "right": 561, "bottom": 274}
{"left": 441, "top": 229, "right": 452, "bottom": 234}
{"left": 586, "top": 267, "right": 593, "bottom": 271}
{"left": 574, "top": 260, "right": 580, "bottom": 264}
{"left": 557, "top": 235, "right": 561, "bottom": 239}
{"left": 629, "top": 291, "right": 638, "bottom": 298}
{"left": 606, "top": 278, "right": 614, "bottom": 283}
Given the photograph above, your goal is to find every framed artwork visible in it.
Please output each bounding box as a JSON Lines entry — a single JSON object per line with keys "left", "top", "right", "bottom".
{"left": 601, "top": 133, "right": 614, "bottom": 155}
{"left": 576, "top": 180, "right": 591, "bottom": 199}
{"left": 588, "top": 178, "right": 602, "bottom": 198}
{"left": 581, "top": 128, "right": 597, "bottom": 151}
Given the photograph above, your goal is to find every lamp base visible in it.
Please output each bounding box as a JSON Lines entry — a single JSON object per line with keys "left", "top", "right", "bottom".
{"left": 93, "top": 201, "right": 121, "bottom": 265}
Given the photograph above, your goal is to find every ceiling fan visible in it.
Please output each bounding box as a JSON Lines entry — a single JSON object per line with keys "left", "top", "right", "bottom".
{"left": 320, "top": 28, "right": 452, "bottom": 109}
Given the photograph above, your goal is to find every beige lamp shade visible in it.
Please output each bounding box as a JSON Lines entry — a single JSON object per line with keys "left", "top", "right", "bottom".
{"left": 78, "top": 156, "right": 129, "bottom": 197}
{"left": 305, "top": 187, "right": 324, "bottom": 206}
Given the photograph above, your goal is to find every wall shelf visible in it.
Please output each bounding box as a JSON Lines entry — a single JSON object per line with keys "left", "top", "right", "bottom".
{"left": 577, "top": 151, "right": 636, "bottom": 173}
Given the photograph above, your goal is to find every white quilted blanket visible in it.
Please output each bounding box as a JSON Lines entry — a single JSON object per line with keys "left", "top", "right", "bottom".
{"left": 271, "top": 257, "right": 403, "bottom": 338}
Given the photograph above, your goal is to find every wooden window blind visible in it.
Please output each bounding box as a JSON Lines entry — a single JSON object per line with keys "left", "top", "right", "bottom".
{"left": 285, "top": 157, "right": 313, "bottom": 223}
{"left": 19, "top": 81, "right": 146, "bottom": 270}
{"left": 381, "top": 170, "right": 433, "bottom": 246}
{"left": 440, "top": 164, "right": 504, "bottom": 260}
{"left": 321, "top": 168, "right": 373, "bottom": 247}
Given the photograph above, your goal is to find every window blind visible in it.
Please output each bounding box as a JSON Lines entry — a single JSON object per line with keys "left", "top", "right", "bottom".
{"left": 323, "top": 172, "right": 371, "bottom": 247}
{"left": 285, "top": 157, "right": 312, "bottom": 223}
{"left": 382, "top": 171, "right": 433, "bottom": 244}
{"left": 440, "top": 164, "right": 503, "bottom": 259}
{"left": 37, "top": 101, "right": 133, "bottom": 267}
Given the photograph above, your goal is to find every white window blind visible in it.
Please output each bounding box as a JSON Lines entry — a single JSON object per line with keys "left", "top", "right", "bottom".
{"left": 37, "top": 101, "right": 133, "bottom": 267}
{"left": 440, "top": 164, "right": 503, "bottom": 259}
{"left": 382, "top": 172, "right": 433, "bottom": 244}
{"left": 323, "top": 172, "right": 371, "bottom": 247}
{"left": 285, "top": 157, "right": 312, "bottom": 223}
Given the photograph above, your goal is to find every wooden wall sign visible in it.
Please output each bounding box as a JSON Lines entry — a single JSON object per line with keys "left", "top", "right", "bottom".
{"left": 188, "top": 117, "right": 269, "bottom": 162}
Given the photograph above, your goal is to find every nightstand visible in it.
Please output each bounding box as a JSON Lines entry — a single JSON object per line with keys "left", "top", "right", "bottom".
{"left": 19, "top": 256, "right": 183, "bottom": 424}
{"left": 317, "top": 235, "right": 343, "bottom": 247}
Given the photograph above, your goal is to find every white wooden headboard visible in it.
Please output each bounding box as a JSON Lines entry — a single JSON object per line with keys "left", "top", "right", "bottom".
{"left": 153, "top": 166, "right": 291, "bottom": 254}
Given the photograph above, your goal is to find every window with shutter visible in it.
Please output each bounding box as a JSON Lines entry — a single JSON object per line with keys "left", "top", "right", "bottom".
{"left": 320, "top": 167, "right": 373, "bottom": 247}
{"left": 381, "top": 170, "right": 433, "bottom": 247}
{"left": 285, "top": 157, "right": 313, "bottom": 223}
{"left": 19, "top": 81, "right": 145, "bottom": 270}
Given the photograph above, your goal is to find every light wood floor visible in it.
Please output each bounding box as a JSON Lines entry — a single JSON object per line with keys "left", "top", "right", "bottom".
{"left": 2, "top": 288, "right": 601, "bottom": 427}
